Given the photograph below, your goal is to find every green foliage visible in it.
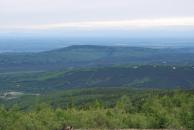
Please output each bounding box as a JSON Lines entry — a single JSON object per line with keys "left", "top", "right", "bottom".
{"left": 115, "top": 95, "right": 133, "bottom": 113}
{"left": 0, "top": 90, "right": 194, "bottom": 129}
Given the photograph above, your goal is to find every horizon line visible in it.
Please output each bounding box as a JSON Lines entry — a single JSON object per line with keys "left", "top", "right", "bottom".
{"left": 1, "top": 17, "right": 194, "bottom": 31}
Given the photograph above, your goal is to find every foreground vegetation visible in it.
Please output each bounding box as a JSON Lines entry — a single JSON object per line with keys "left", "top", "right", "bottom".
{"left": 0, "top": 89, "right": 194, "bottom": 130}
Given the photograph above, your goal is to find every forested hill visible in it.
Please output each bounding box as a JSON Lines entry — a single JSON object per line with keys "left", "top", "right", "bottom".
{"left": 0, "top": 45, "right": 194, "bottom": 72}
{"left": 1, "top": 65, "right": 194, "bottom": 93}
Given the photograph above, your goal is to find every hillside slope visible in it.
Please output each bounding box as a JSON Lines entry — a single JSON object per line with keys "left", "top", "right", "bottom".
{"left": 1, "top": 65, "right": 194, "bottom": 92}
{"left": 0, "top": 45, "right": 194, "bottom": 72}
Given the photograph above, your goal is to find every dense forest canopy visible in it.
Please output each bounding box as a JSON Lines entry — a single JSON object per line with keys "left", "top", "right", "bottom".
{"left": 0, "top": 89, "right": 194, "bottom": 130}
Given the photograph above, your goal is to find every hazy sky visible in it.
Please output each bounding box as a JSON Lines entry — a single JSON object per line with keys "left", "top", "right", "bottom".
{"left": 1, "top": 0, "right": 194, "bottom": 33}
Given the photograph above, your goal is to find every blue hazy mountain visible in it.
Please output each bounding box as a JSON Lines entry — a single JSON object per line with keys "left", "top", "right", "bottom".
{"left": 0, "top": 36, "right": 194, "bottom": 53}
{"left": 0, "top": 45, "right": 194, "bottom": 72}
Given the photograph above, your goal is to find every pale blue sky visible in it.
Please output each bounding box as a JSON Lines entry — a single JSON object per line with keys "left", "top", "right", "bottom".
{"left": 0, "top": 0, "right": 194, "bottom": 33}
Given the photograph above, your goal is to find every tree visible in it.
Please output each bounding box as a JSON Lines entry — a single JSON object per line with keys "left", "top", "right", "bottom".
{"left": 115, "top": 95, "right": 133, "bottom": 113}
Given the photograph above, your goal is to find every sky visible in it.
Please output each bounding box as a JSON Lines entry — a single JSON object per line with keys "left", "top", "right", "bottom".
{"left": 0, "top": 0, "right": 194, "bottom": 37}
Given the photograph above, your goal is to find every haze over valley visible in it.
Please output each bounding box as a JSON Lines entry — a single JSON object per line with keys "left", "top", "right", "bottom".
{"left": 1, "top": 0, "right": 194, "bottom": 129}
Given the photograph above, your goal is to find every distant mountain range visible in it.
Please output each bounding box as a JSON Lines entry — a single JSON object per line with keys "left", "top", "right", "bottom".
{"left": 0, "top": 45, "right": 194, "bottom": 72}
{"left": 0, "top": 45, "right": 194, "bottom": 92}
{"left": 1, "top": 37, "right": 194, "bottom": 53}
